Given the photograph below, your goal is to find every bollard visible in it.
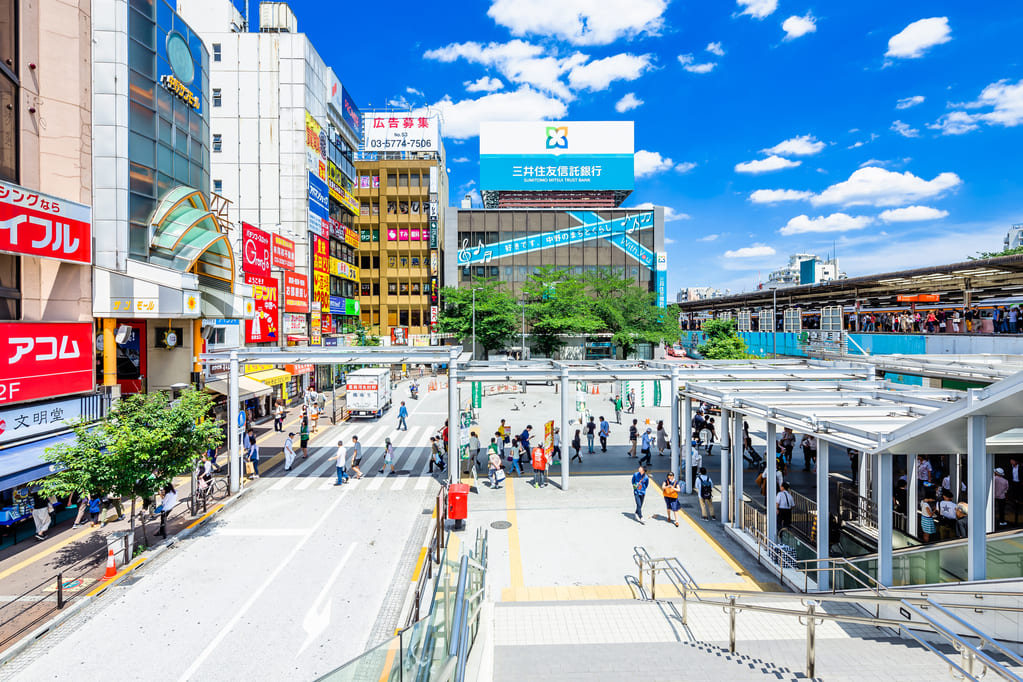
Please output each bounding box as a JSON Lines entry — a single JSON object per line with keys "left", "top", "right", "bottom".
{"left": 651, "top": 567, "right": 656, "bottom": 601}
{"left": 56, "top": 572, "right": 64, "bottom": 609}
{"left": 681, "top": 584, "right": 688, "bottom": 625}
{"left": 729, "top": 596, "right": 737, "bottom": 653}
{"left": 806, "top": 601, "right": 816, "bottom": 678}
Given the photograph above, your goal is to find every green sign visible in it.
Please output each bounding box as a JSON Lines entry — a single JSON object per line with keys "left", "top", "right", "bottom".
{"left": 471, "top": 381, "right": 483, "bottom": 408}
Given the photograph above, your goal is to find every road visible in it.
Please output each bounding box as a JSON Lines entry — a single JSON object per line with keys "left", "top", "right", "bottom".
{"left": 2, "top": 383, "right": 449, "bottom": 682}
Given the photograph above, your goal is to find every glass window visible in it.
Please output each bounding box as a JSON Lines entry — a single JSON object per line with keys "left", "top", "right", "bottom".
{"left": 128, "top": 8, "right": 156, "bottom": 51}
{"left": 411, "top": 310, "right": 421, "bottom": 326}
{"left": 130, "top": 162, "right": 155, "bottom": 196}
{"left": 399, "top": 310, "right": 409, "bottom": 326}
{"left": 174, "top": 126, "right": 188, "bottom": 155}
{"left": 411, "top": 283, "right": 420, "bottom": 295}
{"left": 360, "top": 255, "right": 370, "bottom": 269}
{"left": 129, "top": 131, "right": 155, "bottom": 167}
{"left": 388, "top": 256, "right": 396, "bottom": 268}
{"left": 213, "top": 179, "right": 222, "bottom": 193}
{"left": 372, "top": 283, "right": 380, "bottom": 295}
{"left": 388, "top": 282, "right": 397, "bottom": 295}
{"left": 360, "top": 282, "right": 370, "bottom": 296}
{"left": 387, "top": 174, "right": 397, "bottom": 187}
{"left": 158, "top": 117, "right": 172, "bottom": 145}
{"left": 400, "top": 257, "right": 408, "bottom": 268}
{"left": 0, "top": 253, "right": 21, "bottom": 320}
{"left": 212, "top": 88, "right": 221, "bottom": 107}
{"left": 212, "top": 43, "right": 222, "bottom": 61}
{"left": 372, "top": 257, "right": 380, "bottom": 269}
{"left": 410, "top": 174, "right": 420, "bottom": 187}
{"left": 372, "top": 230, "right": 379, "bottom": 242}
{"left": 0, "top": 0, "right": 17, "bottom": 75}
{"left": 212, "top": 133, "right": 222, "bottom": 152}
{"left": 387, "top": 311, "right": 397, "bottom": 327}
{"left": 0, "top": 70, "right": 17, "bottom": 183}
{"left": 156, "top": 142, "right": 173, "bottom": 174}
{"left": 398, "top": 174, "right": 408, "bottom": 188}
{"left": 399, "top": 283, "right": 409, "bottom": 295}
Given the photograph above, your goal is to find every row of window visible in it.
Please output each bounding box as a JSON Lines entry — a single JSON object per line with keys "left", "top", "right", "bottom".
{"left": 461, "top": 264, "right": 650, "bottom": 283}
{"left": 361, "top": 309, "right": 430, "bottom": 328}
{"left": 359, "top": 200, "right": 432, "bottom": 217}
{"left": 358, "top": 281, "right": 433, "bottom": 296}
{"left": 359, "top": 255, "right": 433, "bottom": 269}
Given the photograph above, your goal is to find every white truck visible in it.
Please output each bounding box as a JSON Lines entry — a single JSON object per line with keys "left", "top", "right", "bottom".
{"left": 345, "top": 367, "right": 392, "bottom": 419}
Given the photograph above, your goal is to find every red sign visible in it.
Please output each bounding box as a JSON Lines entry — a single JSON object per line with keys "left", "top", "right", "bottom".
{"left": 897, "top": 294, "right": 940, "bottom": 303}
{"left": 347, "top": 383, "right": 379, "bottom": 391}
{"left": 0, "top": 180, "right": 92, "bottom": 265}
{"left": 284, "top": 364, "right": 314, "bottom": 375}
{"left": 242, "top": 223, "right": 271, "bottom": 277}
{"left": 312, "top": 236, "right": 330, "bottom": 314}
{"left": 283, "top": 272, "right": 309, "bottom": 313}
{"left": 390, "top": 327, "right": 408, "bottom": 345}
{"left": 0, "top": 322, "right": 94, "bottom": 404}
{"left": 272, "top": 233, "right": 296, "bottom": 271}
{"left": 245, "top": 273, "right": 278, "bottom": 343}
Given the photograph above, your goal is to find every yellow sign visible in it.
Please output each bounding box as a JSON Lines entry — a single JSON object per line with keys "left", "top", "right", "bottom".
{"left": 330, "top": 257, "right": 360, "bottom": 282}
{"left": 245, "top": 364, "right": 272, "bottom": 374}
{"left": 305, "top": 112, "right": 323, "bottom": 157}
{"left": 160, "top": 75, "right": 200, "bottom": 109}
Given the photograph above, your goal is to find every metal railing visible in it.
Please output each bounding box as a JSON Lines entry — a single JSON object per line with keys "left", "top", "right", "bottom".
{"left": 632, "top": 546, "right": 1023, "bottom": 680}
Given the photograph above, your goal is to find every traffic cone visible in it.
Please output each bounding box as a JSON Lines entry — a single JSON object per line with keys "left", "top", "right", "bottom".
{"left": 102, "top": 548, "right": 117, "bottom": 580}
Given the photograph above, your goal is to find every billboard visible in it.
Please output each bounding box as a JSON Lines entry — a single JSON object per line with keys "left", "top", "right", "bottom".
{"left": 272, "top": 233, "right": 295, "bottom": 271}
{"left": 363, "top": 114, "right": 439, "bottom": 152}
{"left": 157, "top": 25, "right": 204, "bottom": 113}
{"left": 656, "top": 252, "right": 668, "bottom": 309}
{"left": 244, "top": 274, "right": 278, "bottom": 344}
{"left": 242, "top": 222, "right": 271, "bottom": 277}
{"left": 312, "top": 235, "right": 330, "bottom": 315}
{"left": 305, "top": 111, "right": 327, "bottom": 179}
{"left": 282, "top": 272, "right": 308, "bottom": 313}
{"left": 308, "top": 172, "right": 329, "bottom": 238}
{"left": 0, "top": 180, "right": 92, "bottom": 265}
{"left": 0, "top": 322, "right": 94, "bottom": 404}
{"left": 479, "top": 121, "right": 634, "bottom": 192}
{"left": 341, "top": 87, "right": 362, "bottom": 141}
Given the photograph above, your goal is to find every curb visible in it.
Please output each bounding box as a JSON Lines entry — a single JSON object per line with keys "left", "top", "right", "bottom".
{"left": 0, "top": 485, "right": 251, "bottom": 669}
{"left": 395, "top": 516, "right": 438, "bottom": 632}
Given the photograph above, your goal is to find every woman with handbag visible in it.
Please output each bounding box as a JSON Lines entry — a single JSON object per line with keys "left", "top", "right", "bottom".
{"left": 488, "top": 443, "right": 504, "bottom": 490}
{"left": 508, "top": 436, "right": 523, "bottom": 476}
{"left": 662, "top": 471, "right": 681, "bottom": 526}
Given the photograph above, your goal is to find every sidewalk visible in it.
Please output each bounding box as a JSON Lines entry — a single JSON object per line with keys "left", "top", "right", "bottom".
{"left": 0, "top": 408, "right": 335, "bottom": 655}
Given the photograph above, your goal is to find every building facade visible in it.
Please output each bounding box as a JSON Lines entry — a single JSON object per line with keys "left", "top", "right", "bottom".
{"left": 1004, "top": 225, "right": 1023, "bottom": 251}
{"left": 764, "top": 253, "right": 845, "bottom": 289}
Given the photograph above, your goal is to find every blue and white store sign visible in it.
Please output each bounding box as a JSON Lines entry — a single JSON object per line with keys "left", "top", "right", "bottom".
{"left": 656, "top": 252, "right": 668, "bottom": 309}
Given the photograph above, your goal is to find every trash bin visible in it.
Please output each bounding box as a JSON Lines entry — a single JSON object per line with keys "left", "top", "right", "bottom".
{"left": 448, "top": 483, "right": 469, "bottom": 529}
{"left": 107, "top": 530, "right": 134, "bottom": 563}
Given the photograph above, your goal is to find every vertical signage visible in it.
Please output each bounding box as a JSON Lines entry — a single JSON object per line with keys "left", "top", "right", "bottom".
{"left": 655, "top": 251, "right": 668, "bottom": 309}
{"left": 429, "top": 221, "right": 438, "bottom": 248}
{"left": 272, "top": 233, "right": 296, "bottom": 270}
{"left": 242, "top": 223, "right": 271, "bottom": 277}
{"left": 471, "top": 381, "right": 483, "bottom": 409}
{"left": 244, "top": 274, "right": 278, "bottom": 344}
{"left": 310, "top": 311, "right": 321, "bottom": 346}
{"left": 429, "top": 167, "right": 438, "bottom": 194}
{"left": 283, "top": 272, "right": 309, "bottom": 313}
{"left": 312, "top": 235, "right": 331, "bottom": 315}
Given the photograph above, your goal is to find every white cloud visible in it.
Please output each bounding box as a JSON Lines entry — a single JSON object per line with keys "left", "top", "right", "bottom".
{"left": 615, "top": 92, "right": 644, "bottom": 113}
{"left": 848, "top": 141, "right": 864, "bottom": 149}
{"left": 635, "top": 150, "right": 681, "bottom": 178}
{"left": 488, "top": 0, "right": 668, "bottom": 46}
{"left": 664, "top": 237, "right": 676, "bottom": 245}
{"left": 780, "top": 213, "right": 873, "bottom": 236}
{"left": 725, "top": 244, "right": 776, "bottom": 258}
{"left": 896, "top": 95, "right": 925, "bottom": 109}
{"left": 879, "top": 205, "right": 950, "bottom": 222}
{"left": 706, "top": 42, "right": 725, "bottom": 56}
{"left": 966, "top": 78, "right": 1023, "bottom": 128}
{"left": 675, "top": 161, "right": 697, "bottom": 174}
{"left": 633, "top": 201, "right": 691, "bottom": 221}
{"left": 464, "top": 76, "right": 505, "bottom": 93}
{"left": 928, "top": 111, "right": 979, "bottom": 135}
{"left": 734, "top": 155, "right": 802, "bottom": 174}
{"left": 891, "top": 120, "right": 920, "bottom": 137}
{"left": 886, "top": 17, "right": 951, "bottom": 59}
{"left": 812, "top": 166, "right": 962, "bottom": 207}
{"left": 749, "top": 189, "right": 813, "bottom": 203}
{"left": 387, "top": 95, "right": 412, "bottom": 109}
{"left": 699, "top": 234, "right": 720, "bottom": 242}
{"left": 736, "top": 0, "right": 777, "bottom": 20}
{"left": 782, "top": 14, "right": 816, "bottom": 41}
{"left": 406, "top": 87, "right": 424, "bottom": 97}
{"left": 762, "top": 134, "right": 825, "bottom": 157}
{"left": 857, "top": 158, "right": 886, "bottom": 168}
{"left": 428, "top": 87, "right": 569, "bottom": 139}
{"left": 452, "top": 157, "right": 470, "bottom": 163}
{"left": 567, "top": 53, "right": 653, "bottom": 91}
{"left": 678, "top": 54, "right": 717, "bottom": 74}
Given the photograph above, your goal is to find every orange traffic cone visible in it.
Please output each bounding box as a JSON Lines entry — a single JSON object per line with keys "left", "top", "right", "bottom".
{"left": 102, "top": 548, "right": 117, "bottom": 580}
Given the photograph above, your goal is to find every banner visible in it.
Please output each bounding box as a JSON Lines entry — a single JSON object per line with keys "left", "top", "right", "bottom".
{"left": 544, "top": 420, "right": 554, "bottom": 456}
{"left": 390, "top": 327, "right": 408, "bottom": 345}
{"left": 0, "top": 322, "right": 93, "bottom": 404}
{"left": 283, "top": 272, "right": 308, "bottom": 313}
{"left": 310, "top": 311, "right": 321, "bottom": 345}
{"left": 242, "top": 222, "right": 271, "bottom": 277}
{"left": 272, "top": 233, "right": 296, "bottom": 271}
{"left": 0, "top": 180, "right": 92, "bottom": 265}
{"left": 363, "top": 114, "right": 439, "bottom": 152}
{"left": 471, "top": 381, "right": 483, "bottom": 409}
{"left": 244, "top": 274, "right": 278, "bottom": 344}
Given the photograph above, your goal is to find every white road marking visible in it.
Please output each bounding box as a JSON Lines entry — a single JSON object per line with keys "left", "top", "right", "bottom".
{"left": 297, "top": 542, "right": 357, "bottom": 656}
{"left": 268, "top": 449, "right": 331, "bottom": 491}
{"left": 294, "top": 456, "right": 338, "bottom": 491}
{"left": 215, "top": 528, "right": 312, "bottom": 537}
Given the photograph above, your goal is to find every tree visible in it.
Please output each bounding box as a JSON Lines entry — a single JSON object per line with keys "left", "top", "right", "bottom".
{"left": 523, "top": 266, "right": 603, "bottom": 357}
{"left": 41, "top": 389, "right": 224, "bottom": 547}
{"left": 697, "top": 318, "right": 754, "bottom": 359}
{"left": 354, "top": 320, "right": 381, "bottom": 346}
{"left": 970, "top": 245, "right": 1023, "bottom": 260}
{"left": 585, "top": 268, "right": 681, "bottom": 358}
{"left": 437, "top": 279, "right": 518, "bottom": 359}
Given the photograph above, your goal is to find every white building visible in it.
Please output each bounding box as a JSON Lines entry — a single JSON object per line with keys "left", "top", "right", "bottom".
{"left": 677, "top": 287, "right": 725, "bottom": 302}
{"left": 765, "top": 253, "right": 844, "bottom": 288}
{"left": 1004, "top": 225, "right": 1023, "bottom": 251}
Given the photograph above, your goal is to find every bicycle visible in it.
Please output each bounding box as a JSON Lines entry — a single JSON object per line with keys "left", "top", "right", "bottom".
{"left": 195, "top": 475, "right": 229, "bottom": 511}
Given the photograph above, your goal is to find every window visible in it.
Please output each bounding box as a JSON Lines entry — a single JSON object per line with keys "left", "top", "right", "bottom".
{"left": 212, "top": 134, "right": 222, "bottom": 152}
{"left": 361, "top": 282, "right": 371, "bottom": 296}
{"left": 360, "top": 256, "right": 370, "bottom": 269}
{"left": 399, "top": 283, "right": 409, "bottom": 295}
{"left": 0, "top": 254, "right": 20, "bottom": 320}
{"left": 371, "top": 202, "right": 379, "bottom": 216}
{"left": 372, "top": 257, "right": 380, "bottom": 269}
{"left": 411, "top": 257, "right": 420, "bottom": 267}
{"left": 399, "top": 257, "right": 408, "bottom": 268}
{"left": 213, "top": 179, "right": 222, "bottom": 193}
{"left": 387, "top": 311, "right": 397, "bottom": 326}
{"left": 388, "top": 256, "right": 396, "bottom": 268}
{"left": 388, "top": 282, "right": 397, "bottom": 295}
{"left": 410, "top": 174, "right": 420, "bottom": 188}
{"left": 212, "top": 88, "right": 221, "bottom": 107}
{"left": 0, "top": 0, "right": 18, "bottom": 183}
{"left": 411, "top": 283, "right": 420, "bottom": 295}
{"left": 212, "top": 43, "right": 221, "bottom": 61}
{"left": 411, "top": 310, "right": 421, "bottom": 326}
{"left": 372, "top": 283, "right": 380, "bottom": 295}
{"left": 399, "top": 310, "right": 409, "bottom": 326}
{"left": 387, "top": 174, "right": 397, "bottom": 187}
{"left": 372, "top": 230, "right": 379, "bottom": 242}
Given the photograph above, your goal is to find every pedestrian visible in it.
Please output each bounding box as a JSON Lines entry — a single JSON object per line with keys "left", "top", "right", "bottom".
{"left": 498, "top": 419, "right": 508, "bottom": 447}
{"left": 994, "top": 467, "right": 1009, "bottom": 526}
{"left": 274, "top": 398, "right": 285, "bottom": 432}
{"left": 552, "top": 428, "right": 561, "bottom": 464}
{"left": 598, "top": 416, "right": 610, "bottom": 453}
{"left": 317, "top": 390, "right": 326, "bottom": 416}
{"left": 283, "top": 432, "right": 296, "bottom": 471}
{"left": 696, "top": 467, "right": 715, "bottom": 520}
{"left": 71, "top": 491, "right": 91, "bottom": 529}
{"left": 469, "top": 431, "right": 481, "bottom": 470}
{"left": 955, "top": 501, "right": 969, "bottom": 538}
{"left": 300, "top": 418, "right": 310, "bottom": 458}
{"left": 495, "top": 430, "right": 505, "bottom": 460}
{"left": 777, "top": 427, "right": 795, "bottom": 464}
{"left": 628, "top": 388, "right": 636, "bottom": 414}
{"left": 628, "top": 419, "right": 639, "bottom": 457}
{"left": 937, "top": 491, "right": 958, "bottom": 539}
{"left": 919, "top": 498, "right": 936, "bottom": 542}
{"left": 246, "top": 430, "right": 260, "bottom": 479}
{"left": 155, "top": 484, "right": 177, "bottom": 538}
{"left": 662, "top": 471, "right": 680, "bottom": 527}
{"left": 690, "top": 449, "right": 703, "bottom": 493}
{"left": 380, "top": 437, "right": 396, "bottom": 475}
{"left": 531, "top": 446, "right": 547, "bottom": 488}
{"left": 488, "top": 446, "right": 504, "bottom": 489}
{"left": 800, "top": 433, "right": 817, "bottom": 472}
{"left": 656, "top": 420, "right": 669, "bottom": 456}
{"left": 429, "top": 437, "right": 445, "bottom": 474}
{"left": 507, "top": 436, "right": 522, "bottom": 475}
{"left": 397, "top": 401, "right": 409, "bottom": 431}
{"left": 519, "top": 425, "right": 532, "bottom": 451}
{"left": 31, "top": 492, "right": 51, "bottom": 541}
{"left": 586, "top": 417, "right": 597, "bottom": 453}
{"left": 571, "top": 429, "right": 583, "bottom": 463}
{"left": 639, "top": 428, "right": 653, "bottom": 466}
{"left": 350, "top": 435, "right": 364, "bottom": 479}
{"left": 333, "top": 439, "right": 349, "bottom": 485}
{"left": 776, "top": 482, "right": 794, "bottom": 532}
{"left": 631, "top": 465, "right": 649, "bottom": 524}
{"left": 88, "top": 494, "right": 103, "bottom": 527}
{"left": 100, "top": 492, "right": 125, "bottom": 527}
{"left": 614, "top": 394, "right": 623, "bottom": 424}
{"left": 309, "top": 401, "right": 320, "bottom": 433}
{"left": 517, "top": 437, "right": 529, "bottom": 476}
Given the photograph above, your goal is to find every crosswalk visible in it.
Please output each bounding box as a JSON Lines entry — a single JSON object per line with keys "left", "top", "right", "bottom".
{"left": 264, "top": 423, "right": 454, "bottom": 493}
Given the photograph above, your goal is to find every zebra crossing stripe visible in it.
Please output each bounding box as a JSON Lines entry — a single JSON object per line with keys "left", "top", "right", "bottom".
{"left": 294, "top": 455, "right": 338, "bottom": 491}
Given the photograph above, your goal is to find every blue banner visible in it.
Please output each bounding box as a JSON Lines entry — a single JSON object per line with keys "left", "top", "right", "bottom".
{"left": 480, "top": 154, "right": 634, "bottom": 191}
{"left": 308, "top": 172, "right": 329, "bottom": 214}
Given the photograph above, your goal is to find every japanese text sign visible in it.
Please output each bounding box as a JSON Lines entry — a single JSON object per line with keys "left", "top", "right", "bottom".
{"left": 0, "top": 180, "right": 92, "bottom": 265}
{"left": 272, "top": 233, "right": 296, "bottom": 271}
{"left": 0, "top": 322, "right": 93, "bottom": 405}
{"left": 244, "top": 274, "right": 278, "bottom": 344}
{"left": 242, "top": 222, "right": 271, "bottom": 277}
{"left": 283, "top": 272, "right": 308, "bottom": 313}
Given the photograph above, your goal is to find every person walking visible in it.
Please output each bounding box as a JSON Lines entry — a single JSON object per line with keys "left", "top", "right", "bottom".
{"left": 498, "top": 419, "right": 509, "bottom": 448}
{"left": 551, "top": 428, "right": 561, "bottom": 464}
{"left": 516, "top": 437, "right": 529, "bottom": 477}
{"left": 333, "top": 439, "right": 349, "bottom": 485}
{"left": 639, "top": 428, "right": 653, "bottom": 466}
{"left": 631, "top": 465, "right": 649, "bottom": 524}
{"left": 429, "top": 437, "right": 446, "bottom": 474}
{"left": 531, "top": 446, "right": 547, "bottom": 488}
{"left": 994, "top": 467, "right": 1009, "bottom": 526}
{"left": 571, "top": 429, "right": 583, "bottom": 463}
{"left": 488, "top": 446, "right": 504, "bottom": 489}
{"left": 662, "top": 471, "right": 681, "bottom": 527}
{"left": 495, "top": 430, "right": 506, "bottom": 460}
{"left": 586, "top": 417, "right": 596, "bottom": 453}
{"left": 598, "top": 416, "right": 610, "bottom": 453}
{"left": 628, "top": 388, "right": 636, "bottom": 414}
{"left": 800, "top": 434, "right": 817, "bottom": 472}
{"left": 469, "top": 431, "right": 481, "bottom": 472}
{"left": 350, "top": 435, "right": 364, "bottom": 479}
{"left": 690, "top": 449, "right": 703, "bottom": 494}
{"left": 309, "top": 401, "right": 320, "bottom": 433}
{"left": 246, "top": 432, "right": 260, "bottom": 479}
{"left": 696, "top": 467, "right": 715, "bottom": 520}
{"left": 507, "top": 436, "right": 523, "bottom": 476}
{"left": 614, "top": 394, "right": 623, "bottom": 424}
{"left": 397, "top": 401, "right": 409, "bottom": 431}
{"left": 155, "top": 484, "right": 177, "bottom": 538}
{"left": 380, "top": 438, "right": 396, "bottom": 475}
{"left": 628, "top": 419, "right": 639, "bottom": 458}
{"left": 283, "top": 432, "right": 296, "bottom": 471}
{"left": 656, "top": 420, "right": 669, "bottom": 456}
{"left": 776, "top": 482, "right": 794, "bottom": 532}
{"left": 273, "top": 398, "right": 285, "bottom": 433}
{"left": 519, "top": 425, "right": 532, "bottom": 451}
{"left": 300, "top": 418, "right": 310, "bottom": 458}
{"left": 31, "top": 492, "right": 51, "bottom": 541}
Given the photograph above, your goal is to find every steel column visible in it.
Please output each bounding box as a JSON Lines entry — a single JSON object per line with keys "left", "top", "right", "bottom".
{"left": 448, "top": 349, "right": 459, "bottom": 487}
{"left": 228, "top": 351, "right": 240, "bottom": 494}
{"left": 968, "top": 415, "right": 988, "bottom": 580}
{"left": 670, "top": 369, "right": 680, "bottom": 482}
{"left": 720, "top": 408, "right": 731, "bottom": 526}
{"left": 560, "top": 367, "right": 571, "bottom": 490}
{"left": 766, "top": 421, "right": 777, "bottom": 540}
{"left": 817, "top": 439, "right": 830, "bottom": 591}
{"left": 683, "top": 396, "right": 693, "bottom": 494}
{"left": 733, "top": 415, "right": 743, "bottom": 525}
{"left": 877, "top": 450, "right": 893, "bottom": 587}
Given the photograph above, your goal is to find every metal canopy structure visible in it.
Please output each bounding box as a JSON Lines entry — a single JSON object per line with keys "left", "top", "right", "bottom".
{"left": 853, "top": 354, "right": 1023, "bottom": 385}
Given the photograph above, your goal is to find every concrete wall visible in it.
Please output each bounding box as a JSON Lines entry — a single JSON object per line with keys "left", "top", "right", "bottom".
{"left": 146, "top": 322, "right": 196, "bottom": 390}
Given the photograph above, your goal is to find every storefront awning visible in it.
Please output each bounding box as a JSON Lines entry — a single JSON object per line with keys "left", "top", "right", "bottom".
{"left": 205, "top": 376, "right": 273, "bottom": 401}
{"left": 0, "top": 431, "right": 76, "bottom": 491}
{"left": 247, "top": 369, "right": 292, "bottom": 387}
{"left": 286, "top": 336, "right": 309, "bottom": 343}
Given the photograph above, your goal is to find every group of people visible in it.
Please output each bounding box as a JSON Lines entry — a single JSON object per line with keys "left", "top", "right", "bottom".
{"left": 483, "top": 423, "right": 554, "bottom": 489}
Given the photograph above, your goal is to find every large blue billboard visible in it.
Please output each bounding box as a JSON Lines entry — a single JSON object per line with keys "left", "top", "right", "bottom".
{"left": 480, "top": 154, "right": 634, "bottom": 192}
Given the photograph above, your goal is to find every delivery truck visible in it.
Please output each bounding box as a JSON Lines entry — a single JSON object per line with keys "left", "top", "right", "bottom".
{"left": 345, "top": 367, "right": 392, "bottom": 418}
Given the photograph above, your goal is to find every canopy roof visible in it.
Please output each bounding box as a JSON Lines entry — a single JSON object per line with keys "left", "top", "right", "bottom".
{"left": 149, "top": 187, "right": 234, "bottom": 287}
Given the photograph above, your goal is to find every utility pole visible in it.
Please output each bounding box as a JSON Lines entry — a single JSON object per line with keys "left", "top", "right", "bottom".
{"left": 772, "top": 285, "right": 778, "bottom": 359}
{"left": 520, "top": 297, "right": 526, "bottom": 359}
{"left": 471, "top": 287, "right": 482, "bottom": 361}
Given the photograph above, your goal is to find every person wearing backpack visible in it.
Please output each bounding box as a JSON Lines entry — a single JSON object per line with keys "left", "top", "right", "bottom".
{"left": 696, "top": 467, "right": 716, "bottom": 520}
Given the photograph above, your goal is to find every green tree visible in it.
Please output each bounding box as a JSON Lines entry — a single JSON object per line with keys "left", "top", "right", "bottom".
{"left": 970, "top": 245, "right": 1023, "bottom": 260}
{"left": 696, "top": 318, "right": 754, "bottom": 359}
{"left": 437, "top": 279, "right": 518, "bottom": 359}
{"left": 41, "top": 389, "right": 223, "bottom": 546}
{"left": 523, "top": 266, "right": 602, "bottom": 357}
{"left": 585, "top": 268, "right": 681, "bottom": 358}
{"left": 354, "top": 320, "right": 381, "bottom": 346}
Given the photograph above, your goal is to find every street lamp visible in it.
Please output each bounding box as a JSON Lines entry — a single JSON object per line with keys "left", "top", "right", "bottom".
{"left": 520, "top": 296, "right": 526, "bottom": 359}
{"left": 770, "top": 284, "right": 778, "bottom": 359}
{"left": 470, "top": 287, "right": 483, "bottom": 361}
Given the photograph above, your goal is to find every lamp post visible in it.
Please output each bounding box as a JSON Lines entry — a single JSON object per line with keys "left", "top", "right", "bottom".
{"left": 772, "top": 285, "right": 778, "bottom": 359}
{"left": 520, "top": 296, "right": 526, "bottom": 359}
{"left": 470, "top": 287, "right": 483, "bottom": 361}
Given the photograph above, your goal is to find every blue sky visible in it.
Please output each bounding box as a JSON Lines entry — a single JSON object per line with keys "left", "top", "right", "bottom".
{"left": 243, "top": 0, "right": 1023, "bottom": 295}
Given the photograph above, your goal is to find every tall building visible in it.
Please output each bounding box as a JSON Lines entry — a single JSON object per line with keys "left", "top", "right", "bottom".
{"left": 1004, "top": 225, "right": 1023, "bottom": 251}
{"left": 354, "top": 114, "right": 447, "bottom": 344}
{"left": 179, "top": 0, "right": 363, "bottom": 394}
{"left": 764, "top": 253, "right": 845, "bottom": 289}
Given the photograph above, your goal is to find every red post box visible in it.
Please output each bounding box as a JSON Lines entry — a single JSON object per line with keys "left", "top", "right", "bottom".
{"left": 448, "top": 483, "right": 469, "bottom": 521}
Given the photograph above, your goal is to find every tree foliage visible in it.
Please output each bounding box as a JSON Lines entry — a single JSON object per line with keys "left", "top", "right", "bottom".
{"left": 41, "top": 389, "right": 223, "bottom": 545}
{"left": 971, "top": 245, "right": 1023, "bottom": 260}
{"left": 696, "top": 318, "right": 754, "bottom": 359}
{"left": 523, "top": 266, "right": 603, "bottom": 357}
{"left": 585, "top": 269, "right": 681, "bottom": 357}
{"left": 354, "top": 320, "right": 381, "bottom": 346}
{"left": 437, "top": 279, "right": 518, "bottom": 359}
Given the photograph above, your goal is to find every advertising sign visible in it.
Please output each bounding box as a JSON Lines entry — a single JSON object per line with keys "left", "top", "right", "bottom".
{"left": 656, "top": 252, "right": 668, "bottom": 309}
{"left": 341, "top": 87, "right": 362, "bottom": 141}
{"left": 308, "top": 172, "right": 329, "bottom": 215}
{"left": 429, "top": 167, "right": 438, "bottom": 194}
{"left": 429, "top": 221, "right": 438, "bottom": 248}
{"left": 430, "top": 277, "right": 438, "bottom": 305}
{"left": 283, "top": 272, "right": 308, "bottom": 313}
{"left": 390, "top": 327, "right": 408, "bottom": 346}
{"left": 282, "top": 313, "right": 307, "bottom": 335}
{"left": 305, "top": 112, "right": 326, "bottom": 164}
{"left": 0, "top": 322, "right": 93, "bottom": 405}
{"left": 471, "top": 381, "right": 482, "bottom": 409}
{"left": 363, "top": 114, "right": 439, "bottom": 152}
{"left": 325, "top": 69, "right": 344, "bottom": 118}
{"left": 0, "top": 396, "right": 88, "bottom": 445}
{"left": 330, "top": 257, "right": 359, "bottom": 282}
{"left": 310, "top": 311, "right": 321, "bottom": 345}
{"left": 244, "top": 274, "right": 278, "bottom": 344}
{"left": 430, "top": 306, "right": 438, "bottom": 325}
{"left": 329, "top": 295, "right": 345, "bottom": 315}
{"left": 0, "top": 180, "right": 92, "bottom": 265}
{"left": 158, "top": 29, "right": 204, "bottom": 112}
{"left": 430, "top": 252, "right": 438, "bottom": 276}
{"left": 344, "top": 227, "right": 359, "bottom": 248}
{"left": 312, "top": 236, "right": 330, "bottom": 314}
{"left": 345, "top": 298, "right": 360, "bottom": 315}
{"left": 544, "top": 420, "right": 554, "bottom": 457}
{"left": 242, "top": 222, "right": 271, "bottom": 277}
{"left": 272, "top": 233, "right": 295, "bottom": 271}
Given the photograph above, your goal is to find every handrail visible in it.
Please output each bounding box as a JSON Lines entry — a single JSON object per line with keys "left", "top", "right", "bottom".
{"left": 632, "top": 546, "right": 1023, "bottom": 681}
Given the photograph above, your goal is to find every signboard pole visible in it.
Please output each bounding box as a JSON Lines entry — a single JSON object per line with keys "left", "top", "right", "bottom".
{"left": 228, "top": 351, "right": 240, "bottom": 494}
{"left": 447, "top": 348, "right": 459, "bottom": 487}
{"left": 560, "top": 367, "right": 571, "bottom": 490}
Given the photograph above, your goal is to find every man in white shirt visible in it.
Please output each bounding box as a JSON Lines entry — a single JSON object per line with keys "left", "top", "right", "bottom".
{"left": 284, "top": 432, "right": 296, "bottom": 472}
{"left": 156, "top": 485, "right": 177, "bottom": 538}
{"left": 333, "top": 440, "right": 348, "bottom": 485}
{"left": 776, "top": 482, "right": 794, "bottom": 532}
